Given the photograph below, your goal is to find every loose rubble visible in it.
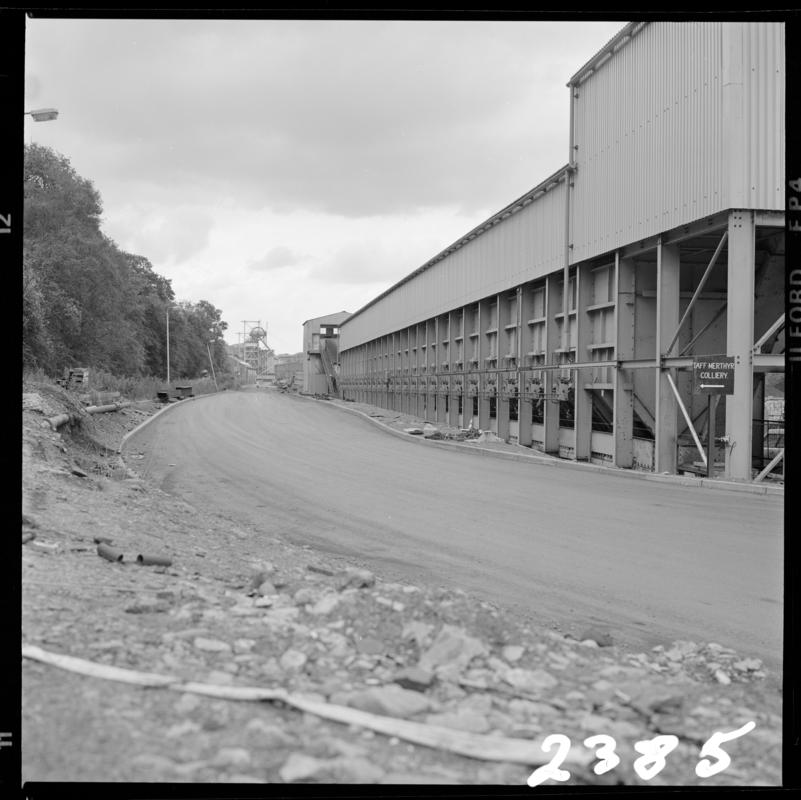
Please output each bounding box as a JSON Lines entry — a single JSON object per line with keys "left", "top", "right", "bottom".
{"left": 21, "top": 383, "right": 782, "bottom": 786}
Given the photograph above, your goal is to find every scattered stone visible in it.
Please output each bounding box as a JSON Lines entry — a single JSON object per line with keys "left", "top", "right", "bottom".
{"left": 335, "top": 756, "right": 386, "bottom": 782}
{"left": 256, "top": 580, "right": 276, "bottom": 597}
{"left": 212, "top": 747, "right": 252, "bottom": 768}
{"left": 233, "top": 638, "right": 256, "bottom": 653}
{"left": 87, "top": 639, "right": 125, "bottom": 651}
{"left": 225, "top": 774, "right": 264, "bottom": 784}
{"left": 166, "top": 720, "right": 201, "bottom": 738}
{"left": 230, "top": 603, "right": 263, "bottom": 616}
{"left": 280, "top": 649, "right": 308, "bottom": 671}
{"left": 125, "top": 598, "right": 170, "bottom": 614}
{"left": 714, "top": 669, "right": 731, "bottom": 685}
{"left": 309, "top": 593, "right": 340, "bottom": 616}
{"left": 22, "top": 531, "right": 37, "bottom": 544}
{"left": 501, "top": 645, "right": 525, "bottom": 663}
{"left": 733, "top": 658, "right": 762, "bottom": 672}
{"left": 200, "top": 701, "right": 231, "bottom": 731}
{"left": 249, "top": 562, "right": 276, "bottom": 590}
{"left": 131, "top": 754, "right": 176, "bottom": 773}
{"left": 245, "top": 718, "right": 295, "bottom": 747}
{"left": 254, "top": 596, "right": 274, "bottom": 608}
{"left": 261, "top": 607, "right": 301, "bottom": 627}
{"left": 579, "top": 713, "right": 614, "bottom": 732}
{"left": 173, "top": 692, "right": 201, "bottom": 714}
{"left": 579, "top": 627, "right": 614, "bottom": 647}
{"left": 294, "top": 587, "right": 318, "bottom": 605}
{"left": 307, "top": 564, "right": 336, "bottom": 576}
{"left": 418, "top": 624, "right": 488, "bottom": 672}
{"left": 22, "top": 513, "right": 39, "bottom": 529}
{"left": 401, "top": 620, "right": 434, "bottom": 647}
{"left": 502, "top": 667, "right": 558, "bottom": 693}
{"left": 337, "top": 567, "right": 376, "bottom": 590}
{"left": 355, "top": 635, "right": 385, "bottom": 656}
{"left": 280, "top": 753, "right": 327, "bottom": 782}
{"left": 394, "top": 666, "right": 435, "bottom": 692}
{"left": 71, "top": 466, "right": 88, "bottom": 477}
{"left": 628, "top": 687, "right": 685, "bottom": 714}
{"left": 193, "top": 637, "right": 232, "bottom": 653}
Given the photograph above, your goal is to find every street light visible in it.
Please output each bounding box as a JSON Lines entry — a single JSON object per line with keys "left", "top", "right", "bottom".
{"left": 24, "top": 108, "right": 59, "bottom": 122}
{"left": 166, "top": 307, "right": 171, "bottom": 385}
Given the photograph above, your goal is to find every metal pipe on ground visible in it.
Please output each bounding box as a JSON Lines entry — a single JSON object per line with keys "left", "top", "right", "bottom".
{"left": 45, "top": 402, "right": 131, "bottom": 430}
{"left": 97, "top": 543, "right": 124, "bottom": 562}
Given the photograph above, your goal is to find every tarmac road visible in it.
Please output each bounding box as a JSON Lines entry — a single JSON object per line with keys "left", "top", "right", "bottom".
{"left": 127, "top": 389, "right": 783, "bottom": 671}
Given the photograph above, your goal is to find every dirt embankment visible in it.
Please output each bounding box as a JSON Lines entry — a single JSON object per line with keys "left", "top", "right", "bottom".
{"left": 21, "top": 383, "right": 782, "bottom": 786}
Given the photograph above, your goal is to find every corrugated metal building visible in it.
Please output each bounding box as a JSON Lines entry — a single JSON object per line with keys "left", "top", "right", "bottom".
{"left": 302, "top": 311, "right": 351, "bottom": 395}
{"left": 338, "top": 21, "right": 785, "bottom": 482}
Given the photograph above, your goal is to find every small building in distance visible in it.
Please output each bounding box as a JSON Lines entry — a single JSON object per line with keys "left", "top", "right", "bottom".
{"left": 275, "top": 353, "right": 304, "bottom": 389}
{"left": 227, "top": 355, "right": 256, "bottom": 385}
{"left": 302, "top": 311, "right": 351, "bottom": 396}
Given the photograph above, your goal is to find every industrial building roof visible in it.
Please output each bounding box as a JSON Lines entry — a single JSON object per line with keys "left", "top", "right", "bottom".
{"left": 341, "top": 21, "right": 642, "bottom": 331}
{"left": 341, "top": 163, "right": 571, "bottom": 327}
{"left": 568, "top": 21, "right": 644, "bottom": 86}
{"left": 302, "top": 310, "right": 351, "bottom": 327}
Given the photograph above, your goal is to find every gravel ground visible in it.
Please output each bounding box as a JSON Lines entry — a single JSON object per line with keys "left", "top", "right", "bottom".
{"left": 21, "top": 383, "right": 783, "bottom": 786}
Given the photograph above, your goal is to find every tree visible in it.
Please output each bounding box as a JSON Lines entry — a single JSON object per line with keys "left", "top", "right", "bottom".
{"left": 23, "top": 143, "right": 233, "bottom": 383}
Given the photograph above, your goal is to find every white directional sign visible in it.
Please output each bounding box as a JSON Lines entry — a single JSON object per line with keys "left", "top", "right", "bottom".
{"left": 693, "top": 355, "right": 735, "bottom": 395}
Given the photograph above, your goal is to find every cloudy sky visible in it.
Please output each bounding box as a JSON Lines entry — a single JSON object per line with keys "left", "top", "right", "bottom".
{"left": 25, "top": 15, "right": 624, "bottom": 354}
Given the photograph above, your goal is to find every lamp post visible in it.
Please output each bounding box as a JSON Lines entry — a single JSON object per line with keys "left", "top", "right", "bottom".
{"left": 207, "top": 341, "right": 219, "bottom": 391}
{"left": 24, "top": 108, "right": 59, "bottom": 122}
{"left": 166, "top": 307, "right": 171, "bottom": 385}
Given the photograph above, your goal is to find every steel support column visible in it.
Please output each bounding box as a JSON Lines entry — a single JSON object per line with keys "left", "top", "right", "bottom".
{"left": 614, "top": 254, "right": 636, "bottom": 468}
{"left": 655, "top": 240, "right": 681, "bottom": 473}
{"left": 725, "top": 210, "right": 755, "bottom": 479}
{"left": 575, "top": 263, "right": 593, "bottom": 461}
{"left": 543, "top": 274, "right": 560, "bottom": 454}
{"left": 518, "top": 286, "right": 534, "bottom": 447}
{"left": 478, "top": 299, "right": 490, "bottom": 431}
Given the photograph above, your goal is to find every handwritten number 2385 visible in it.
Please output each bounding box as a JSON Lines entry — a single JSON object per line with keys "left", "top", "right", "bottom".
{"left": 527, "top": 721, "right": 756, "bottom": 786}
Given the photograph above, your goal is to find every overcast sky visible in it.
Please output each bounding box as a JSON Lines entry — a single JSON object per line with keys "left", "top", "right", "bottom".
{"left": 25, "top": 16, "right": 624, "bottom": 354}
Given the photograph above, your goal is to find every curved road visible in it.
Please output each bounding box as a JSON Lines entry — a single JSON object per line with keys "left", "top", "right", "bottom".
{"left": 126, "top": 389, "right": 783, "bottom": 670}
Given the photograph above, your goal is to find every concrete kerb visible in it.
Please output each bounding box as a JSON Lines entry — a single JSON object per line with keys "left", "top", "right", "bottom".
{"left": 299, "top": 395, "right": 783, "bottom": 498}
{"left": 119, "top": 392, "right": 217, "bottom": 454}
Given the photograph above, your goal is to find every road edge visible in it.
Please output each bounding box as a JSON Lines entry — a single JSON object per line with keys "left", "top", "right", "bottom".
{"left": 298, "top": 394, "right": 783, "bottom": 498}
{"left": 119, "top": 391, "right": 221, "bottom": 453}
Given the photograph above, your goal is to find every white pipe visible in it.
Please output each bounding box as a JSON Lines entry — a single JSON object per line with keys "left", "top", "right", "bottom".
{"left": 665, "top": 372, "right": 707, "bottom": 468}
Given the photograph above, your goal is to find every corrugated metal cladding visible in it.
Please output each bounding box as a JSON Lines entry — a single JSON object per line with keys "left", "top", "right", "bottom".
{"left": 571, "top": 21, "right": 784, "bottom": 264}
{"left": 340, "top": 21, "right": 783, "bottom": 349}
{"left": 339, "top": 180, "right": 566, "bottom": 351}
{"left": 741, "top": 22, "right": 785, "bottom": 211}
{"left": 571, "top": 22, "right": 725, "bottom": 263}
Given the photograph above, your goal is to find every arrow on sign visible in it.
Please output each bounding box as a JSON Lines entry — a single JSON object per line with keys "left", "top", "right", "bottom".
{"left": 700, "top": 384, "right": 724, "bottom": 389}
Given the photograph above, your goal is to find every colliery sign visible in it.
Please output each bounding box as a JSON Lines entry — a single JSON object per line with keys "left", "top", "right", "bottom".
{"left": 693, "top": 355, "right": 735, "bottom": 395}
